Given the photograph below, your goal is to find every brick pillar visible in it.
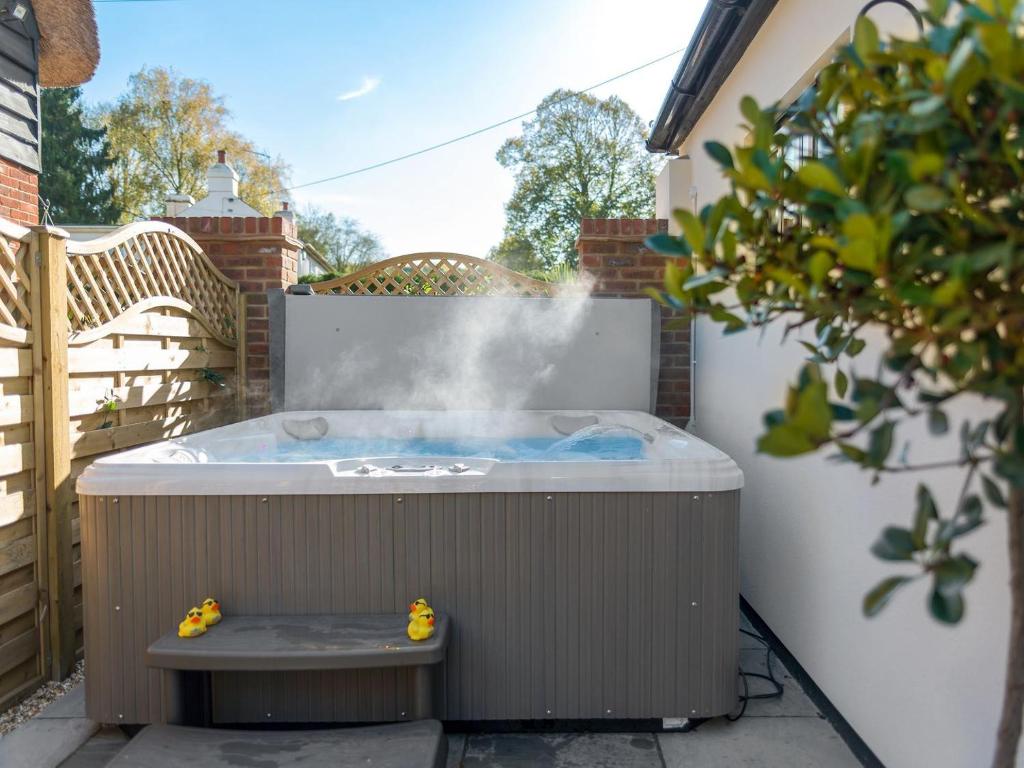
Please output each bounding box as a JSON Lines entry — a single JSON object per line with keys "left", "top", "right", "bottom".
{"left": 577, "top": 218, "right": 690, "bottom": 426}
{"left": 154, "top": 214, "right": 300, "bottom": 416}
{"left": 0, "top": 157, "right": 38, "bottom": 226}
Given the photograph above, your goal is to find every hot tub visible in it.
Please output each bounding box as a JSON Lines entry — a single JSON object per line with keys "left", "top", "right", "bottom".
{"left": 78, "top": 410, "right": 743, "bottom": 726}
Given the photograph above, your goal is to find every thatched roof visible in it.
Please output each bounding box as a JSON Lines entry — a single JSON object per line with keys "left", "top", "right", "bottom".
{"left": 33, "top": 0, "right": 100, "bottom": 87}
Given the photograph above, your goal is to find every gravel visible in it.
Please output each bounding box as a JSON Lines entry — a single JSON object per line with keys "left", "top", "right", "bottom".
{"left": 0, "top": 661, "right": 85, "bottom": 737}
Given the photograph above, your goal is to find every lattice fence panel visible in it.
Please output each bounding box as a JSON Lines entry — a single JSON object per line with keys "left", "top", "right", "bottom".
{"left": 65, "top": 224, "right": 240, "bottom": 343}
{"left": 0, "top": 219, "right": 43, "bottom": 710}
{"left": 311, "top": 253, "right": 558, "bottom": 297}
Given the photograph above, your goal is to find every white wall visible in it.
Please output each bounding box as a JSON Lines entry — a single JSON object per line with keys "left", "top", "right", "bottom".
{"left": 658, "top": 2, "right": 1017, "bottom": 767}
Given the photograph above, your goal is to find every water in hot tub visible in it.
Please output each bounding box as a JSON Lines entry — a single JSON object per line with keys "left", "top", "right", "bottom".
{"left": 217, "top": 425, "right": 648, "bottom": 463}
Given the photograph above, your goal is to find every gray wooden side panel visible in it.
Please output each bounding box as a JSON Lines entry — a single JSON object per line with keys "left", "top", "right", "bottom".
{"left": 80, "top": 491, "right": 740, "bottom": 724}
{"left": 0, "top": 14, "right": 39, "bottom": 172}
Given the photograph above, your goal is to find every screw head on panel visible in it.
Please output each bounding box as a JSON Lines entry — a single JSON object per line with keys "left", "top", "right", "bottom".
{"left": 118, "top": 714, "right": 123, "bottom": 720}
{"left": 546, "top": 495, "right": 553, "bottom": 501}
{"left": 114, "top": 605, "right": 120, "bottom": 611}
{"left": 266, "top": 713, "right": 271, "bottom": 718}
{"left": 691, "top": 601, "right": 698, "bottom": 607}
{"left": 400, "top": 711, "right": 406, "bottom": 717}
{"left": 113, "top": 498, "right": 119, "bottom": 504}
{"left": 261, "top": 497, "right": 268, "bottom": 503}
{"left": 396, "top": 497, "right": 403, "bottom": 503}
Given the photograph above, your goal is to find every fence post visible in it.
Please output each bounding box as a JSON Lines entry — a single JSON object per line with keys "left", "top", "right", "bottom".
{"left": 34, "top": 226, "right": 74, "bottom": 680}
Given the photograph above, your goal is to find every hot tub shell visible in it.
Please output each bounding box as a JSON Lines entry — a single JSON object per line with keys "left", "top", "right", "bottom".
{"left": 78, "top": 410, "right": 742, "bottom": 725}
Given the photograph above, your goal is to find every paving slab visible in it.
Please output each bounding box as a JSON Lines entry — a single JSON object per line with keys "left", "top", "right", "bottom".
{"left": 37, "top": 686, "right": 87, "bottom": 720}
{"left": 448, "top": 733, "right": 467, "bottom": 767}
{"left": 462, "top": 733, "right": 662, "bottom": 768}
{"left": 58, "top": 726, "right": 128, "bottom": 768}
{"left": 0, "top": 716, "right": 98, "bottom": 768}
{"left": 659, "top": 717, "right": 861, "bottom": 768}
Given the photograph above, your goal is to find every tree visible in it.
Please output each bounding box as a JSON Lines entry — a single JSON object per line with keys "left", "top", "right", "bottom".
{"left": 646, "top": 3, "right": 1024, "bottom": 764}
{"left": 38, "top": 87, "right": 119, "bottom": 224}
{"left": 101, "top": 67, "right": 289, "bottom": 220}
{"left": 296, "top": 206, "right": 386, "bottom": 273}
{"left": 487, "top": 235, "right": 544, "bottom": 273}
{"left": 497, "top": 90, "right": 656, "bottom": 268}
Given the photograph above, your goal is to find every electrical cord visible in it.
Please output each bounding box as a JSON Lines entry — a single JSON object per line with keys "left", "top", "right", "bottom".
{"left": 681, "top": 626, "right": 785, "bottom": 732}
{"left": 725, "top": 627, "right": 785, "bottom": 722}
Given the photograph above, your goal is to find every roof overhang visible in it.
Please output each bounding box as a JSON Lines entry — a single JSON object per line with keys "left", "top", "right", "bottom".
{"left": 32, "top": 0, "right": 100, "bottom": 87}
{"left": 647, "top": 0, "right": 778, "bottom": 154}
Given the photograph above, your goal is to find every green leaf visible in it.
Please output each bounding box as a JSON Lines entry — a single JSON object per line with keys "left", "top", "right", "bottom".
{"left": 864, "top": 576, "right": 912, "bottom": 617}
{"left": 868, "top": 421, "right": 896, "bottom": 467}
{"left": 905, "top": 184, "right": 950, "bottom": 212}
{"left": 791, "top": 378, "right": 833, "bottom": 440}
{"left": 757, "top": 424, "right": 817, "bottom": 457}
{"left": 853, "top": 15, "right": 880, "bottom": 60}
{"left": 674, "top": 209, "right": 706, "bottom": 254}
{"left": 982, "top": 475, "right": 1007, "bottom": 508}
{"left": 871, "top": 526, "right": 916, "bottom": 561}
{"left": 908, "top": 94, "right": 946, "bottom": 118}
{"left": 929, "top": 586, "right": 964, "bottom": 624}
{"left": 704, "top": 141, "right": 734, "bottom": 169}
{"left": 739, "top": 95, "right": 761, "bottom": 126}
{"left": 928, "top": 409, "right": 949, "bottom": 435}
{"left": 797, "top": 161, "right": 847, "bottom": 196}
{"left": 908, "top": 152, "right": 944, "bottom": 181}
{"left": 834, "top": 369, "right": 849, "bottom": 399}
{"left": 645, "top": 233, "right": 691, "bottom": 257}
{"left": 809, "top": 250, "right": 833, "bottom": 286}
{"left": 935, "top": 555, "right": 978, "bottom": 596}
{"left": 839, "top": 239, "right": 877, "bottom": 272}
{"left": 912, "top": 484, "right": 938, "bottom": 548}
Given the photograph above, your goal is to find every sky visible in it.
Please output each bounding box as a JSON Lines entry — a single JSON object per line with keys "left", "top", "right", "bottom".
{"left": 84, "top": 0, "right": 705, "bottom": 257}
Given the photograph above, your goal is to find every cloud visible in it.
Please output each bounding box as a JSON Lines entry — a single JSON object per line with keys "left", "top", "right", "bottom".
{"left": 337, "top": 76, "right": 381, "bottom": 102}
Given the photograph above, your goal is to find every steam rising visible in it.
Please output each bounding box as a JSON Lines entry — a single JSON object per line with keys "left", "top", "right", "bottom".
{"left": 287, "top": 276, "right": 600, "bottom": 413}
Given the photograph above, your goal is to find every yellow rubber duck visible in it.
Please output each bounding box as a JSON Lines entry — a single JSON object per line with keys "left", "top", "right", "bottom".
{"left": 177, "top": 607, "right": 207, "bottom": 638}
{"left": 408, "top": 598, "right": 430, "bottom": 621}
{"left": 407, "top": 608, "right": 436, "bottom": 641}
{"left": 200, "top": 597, "right": 222, "bottom": 626}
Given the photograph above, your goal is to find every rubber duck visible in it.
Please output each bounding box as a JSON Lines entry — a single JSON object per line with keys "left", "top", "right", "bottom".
{"left": 200, "top": 597, "right": 222, "bottom": 626}
{"left": 177, "top": 607, "right": 207, "bottom": 638}
{"left": 408, "top": 598, "right": 430, "bottom": 621}
{"left": 407, "top": 608, "right": 436, "bottom": 641}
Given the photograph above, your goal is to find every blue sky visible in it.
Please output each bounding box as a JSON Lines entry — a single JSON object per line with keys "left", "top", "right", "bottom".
{"left": 85, "top": 0, "right": 703, "bottom": 256}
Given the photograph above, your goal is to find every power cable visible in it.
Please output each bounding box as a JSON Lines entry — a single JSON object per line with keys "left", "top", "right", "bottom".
{"left": 282, "top": 46, "right": 685, "bottom": 193}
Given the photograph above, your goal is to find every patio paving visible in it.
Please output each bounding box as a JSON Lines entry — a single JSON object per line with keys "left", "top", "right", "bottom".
{"left": 37, "top": 611, "right": 863, "bottom": 768}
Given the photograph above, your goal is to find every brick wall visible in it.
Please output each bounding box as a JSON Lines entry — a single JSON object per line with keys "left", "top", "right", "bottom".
{"left": 155, "top": 215, "right": 300, "bottom": 415}
{"left": 0, "top": 157, "right": 38, "bottom": 226}
{"left": 577, "top": 218, "right": 690, "bottom": 426}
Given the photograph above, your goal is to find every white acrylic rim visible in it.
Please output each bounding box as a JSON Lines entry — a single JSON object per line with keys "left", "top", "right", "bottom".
{"left": 76, "top": 410, "right": 745, "bottom": 496}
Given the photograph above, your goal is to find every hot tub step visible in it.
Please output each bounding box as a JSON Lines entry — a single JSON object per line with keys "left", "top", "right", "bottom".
{"left": 106, "top": 720, "right": 448, "bottom": 768}
{"left": 146, "top": 614, "right": 449, "bottom": 671}
{"left": 145, "top": 614, "right": 449, "bottom": 722}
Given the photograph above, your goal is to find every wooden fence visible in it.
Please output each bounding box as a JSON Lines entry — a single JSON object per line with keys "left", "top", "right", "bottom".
{"left": 309, "top": 252, "right": 559, "bottom": 297}
{"left": 0, "top": 218, "right": 245, "bottom": 709}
